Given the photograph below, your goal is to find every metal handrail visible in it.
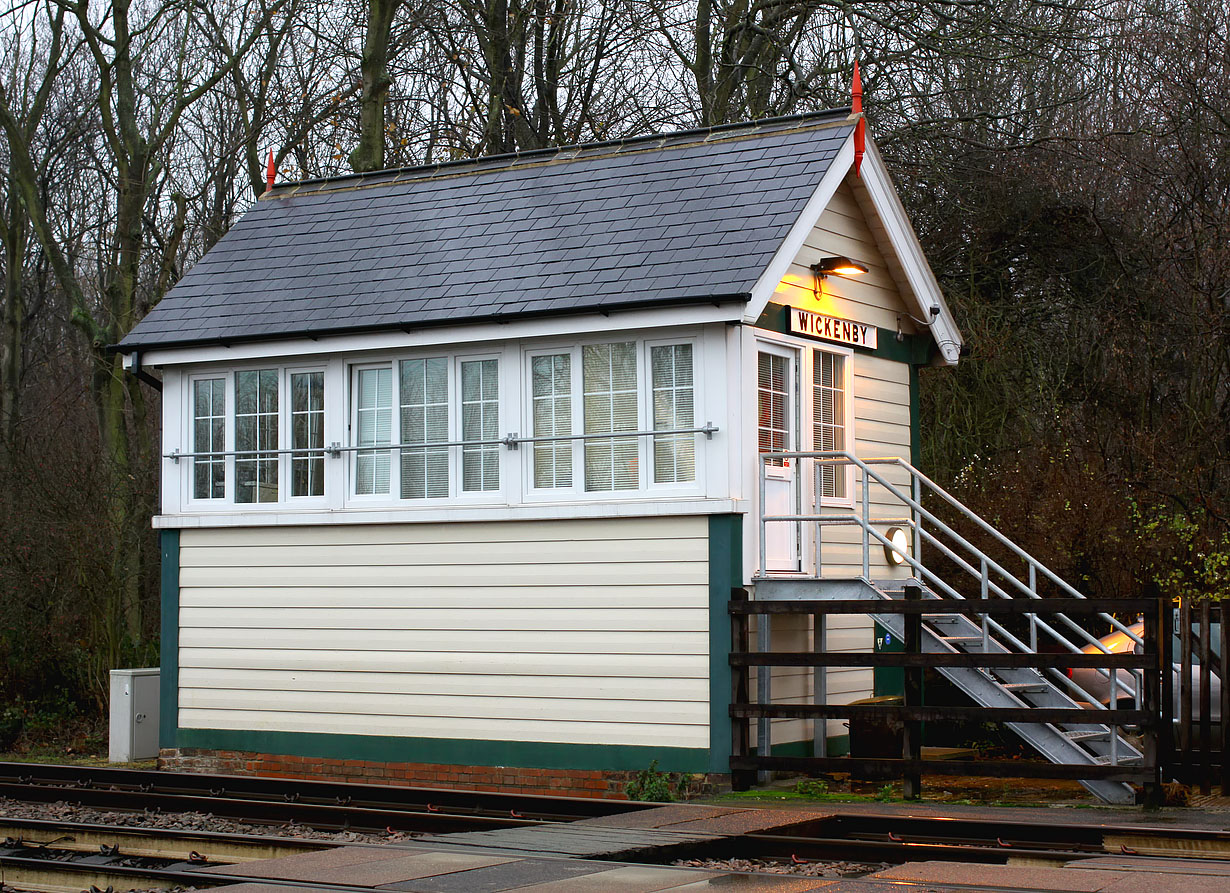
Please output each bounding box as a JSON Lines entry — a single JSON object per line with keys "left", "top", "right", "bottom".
{"left": 756, "top": 450, "right": 1143, "bottom": 705}
{"left": 166, "top": 423, "right": 718, "bottom": 462}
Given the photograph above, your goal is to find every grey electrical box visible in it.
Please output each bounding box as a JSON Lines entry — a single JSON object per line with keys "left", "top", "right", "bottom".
{"left": 109, "top": 667, "right": 160, "bottom": 762}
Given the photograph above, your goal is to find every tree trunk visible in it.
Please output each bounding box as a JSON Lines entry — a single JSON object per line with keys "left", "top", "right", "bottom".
{"left": 0, "top": 182, "right": 24, "bottom": 455}
{"left": 350, "top": 0, "right": 400, "bottom": 173}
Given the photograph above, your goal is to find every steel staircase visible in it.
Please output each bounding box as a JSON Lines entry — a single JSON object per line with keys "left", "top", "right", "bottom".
{"left": 754, "top": 451, "right": 1146, "bottom": 805}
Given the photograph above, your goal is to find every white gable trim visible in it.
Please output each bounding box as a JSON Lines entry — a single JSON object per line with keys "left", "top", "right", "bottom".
{"left": 858, "top": 139, "right": 963, "bottom": 364}
{"left": 744, "top": 131, "right": 962, "bottom": 365}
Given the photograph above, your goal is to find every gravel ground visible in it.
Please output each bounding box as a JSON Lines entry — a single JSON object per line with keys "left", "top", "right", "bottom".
{"left": 673, "top": 856, "right": 891, "bottom": 878}
{"left": 0, "top": 797, "right": 418, "bottom": 844}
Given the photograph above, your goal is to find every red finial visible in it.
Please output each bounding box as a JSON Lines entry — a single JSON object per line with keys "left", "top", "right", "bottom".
{"left": 852, "top": 61, "right": 865, "bottom": 178}
{"left": 265, "top": 149, "right": 276, "bottom": 194}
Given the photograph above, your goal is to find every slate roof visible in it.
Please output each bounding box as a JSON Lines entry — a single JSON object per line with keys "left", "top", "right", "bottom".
{"left": 121, "top": 110, "right": 855, "bottom": 350}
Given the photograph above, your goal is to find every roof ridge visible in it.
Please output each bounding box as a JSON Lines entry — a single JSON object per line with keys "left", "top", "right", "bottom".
{"left": 267, "top": 107, "right": 852, "bottom": 199}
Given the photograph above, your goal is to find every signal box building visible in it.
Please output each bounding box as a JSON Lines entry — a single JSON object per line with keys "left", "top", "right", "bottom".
{"left": 120, "top": 110, "right": 961, "bottom": 796}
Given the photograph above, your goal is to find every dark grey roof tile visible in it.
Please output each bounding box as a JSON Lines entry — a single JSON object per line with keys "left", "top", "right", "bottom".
{"left": 121, "top": 113, "right": 853, "bottom": 348}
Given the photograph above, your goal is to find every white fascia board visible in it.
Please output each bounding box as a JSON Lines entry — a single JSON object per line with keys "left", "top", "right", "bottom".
{"left": 859, "top": 139, "right": 964, "bottom": 364}
{"left": 744, "top": 135, "right": 856, "bottom": 322}
{"left": 152, "top": 497, "right": 750, "bottom": 529}
{"left": 125, "top": 303, "right": 744, "bottom": 369}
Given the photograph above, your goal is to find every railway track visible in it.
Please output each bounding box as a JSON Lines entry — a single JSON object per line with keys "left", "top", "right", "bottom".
{"left": 723, "top": 812, "right": 1230, "bottom": 866}
{"left": 4, "top": 763, "right": 1230, "bottom": 892}
{"left": 0, "top": 761, "right": 645, "bottom": 834}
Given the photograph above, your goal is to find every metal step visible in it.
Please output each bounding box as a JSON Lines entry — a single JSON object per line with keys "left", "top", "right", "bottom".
{"left": 1092, "top": 754, "right": 1142, "bottom": 766}
{"left": 1002, "top": 682, "right": 1048, "bottom": 693}
{"left": 1063, "top": 729, "right": 1110, "bottom": 742}
{"left": 870, "top": 602, "right": 1141, "bottom": 805}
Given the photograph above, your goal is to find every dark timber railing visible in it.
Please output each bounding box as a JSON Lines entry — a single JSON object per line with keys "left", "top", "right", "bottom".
{"left": 729, "top": 590, "right": 1169, "bottom": 802}
{"left": 1174, "top": 598, "right": 1228, "bottom": 793}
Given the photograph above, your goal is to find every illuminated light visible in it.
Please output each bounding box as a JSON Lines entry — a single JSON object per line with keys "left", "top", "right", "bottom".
{"left": 883, "top": 526, "right": 909, "bottom": 566}
{"left": 812, "top": 256, "right": 869, "bottom": 278}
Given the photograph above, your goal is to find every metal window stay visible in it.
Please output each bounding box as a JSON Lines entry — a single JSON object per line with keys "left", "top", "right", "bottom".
{"left": 165, "top": 423, "right": 719, "bottom": 463}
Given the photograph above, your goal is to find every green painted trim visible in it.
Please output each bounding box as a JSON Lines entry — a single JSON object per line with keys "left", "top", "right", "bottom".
{"left": 769, "top": 734, "right": 851, "bottom": 759}
{"left": 174, "top": 728, "right": 709, "bottom": 773}
{"left": 708, "top": 514, "right": 743, "bottom": 773}
{"left": 754, "top": 303, "right": 931, "bottom": 365}
{"left": 909, "top": 362, "right": 921, "bottom": 468}
{"left": 159, "top": 530, "right": 180, "bottom": 749}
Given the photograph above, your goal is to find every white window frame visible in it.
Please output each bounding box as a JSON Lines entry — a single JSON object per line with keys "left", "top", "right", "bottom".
{"left": 182, "top": 363, "right": 330, "bottom": 510}
{"left": 750, "top": 330, "right": 856, "bottom": 509}
{"left": 808, "top": 343, "right": 855, "bottom": 508}
{"left": 346, "top": 351, "right": 507, "bottom": 505}
{"left": 521, "top": 335, "right": 704, "bottom": 502}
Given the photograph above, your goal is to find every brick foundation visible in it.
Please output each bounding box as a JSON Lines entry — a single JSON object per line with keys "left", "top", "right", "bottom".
{"left": 158, "top": 748, "right": 727, "bottom": 800}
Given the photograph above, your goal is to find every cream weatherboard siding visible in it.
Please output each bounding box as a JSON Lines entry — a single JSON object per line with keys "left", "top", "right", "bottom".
{"left": 176, "top": 517, "right": 711, "bottom": 750}
{"left": 750, "top": 176, "right": 923, "bottom": 745}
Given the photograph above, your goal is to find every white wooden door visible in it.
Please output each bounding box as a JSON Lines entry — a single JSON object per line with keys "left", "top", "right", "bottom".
{"left": 757, "top": 346, "right": 799, "bottom": 572}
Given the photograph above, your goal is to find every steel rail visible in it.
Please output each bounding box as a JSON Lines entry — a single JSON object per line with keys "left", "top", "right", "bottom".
{"left": 0, "top": 762, "right": 648, "bottom": 830}
{"left": 164, "top": 423, "right": 720, "bottom": 461}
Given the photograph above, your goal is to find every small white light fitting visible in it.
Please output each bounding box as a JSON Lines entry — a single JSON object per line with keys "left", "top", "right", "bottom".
{"left": 812, "top": 256, "right": 869, "bottom": 278}
{"left": 883, "top": 526, "right": 909, "bottom": 566}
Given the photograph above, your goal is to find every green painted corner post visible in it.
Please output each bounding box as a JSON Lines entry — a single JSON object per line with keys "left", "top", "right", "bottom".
{"left": 709, "top": 514, "right": 743, "bottom": 775}
{"left": 159, "top": 529, "right": 180, "bottom": 751}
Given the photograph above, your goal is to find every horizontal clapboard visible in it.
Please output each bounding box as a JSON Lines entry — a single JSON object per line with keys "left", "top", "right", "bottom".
{"left": 177, "top": 515, "right": 712, "bottom": 748}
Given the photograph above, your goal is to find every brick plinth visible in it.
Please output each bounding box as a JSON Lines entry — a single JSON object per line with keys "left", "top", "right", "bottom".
{"left": 158, "top": 748, "right": 725, "bottom": 800}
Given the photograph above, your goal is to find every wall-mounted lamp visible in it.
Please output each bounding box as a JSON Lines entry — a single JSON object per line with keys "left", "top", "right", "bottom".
{"left": 883, "top": 526, "right": 910, "bottom": 566}
{"left": 811, "top": 256, "right": 869, "bottom": 278}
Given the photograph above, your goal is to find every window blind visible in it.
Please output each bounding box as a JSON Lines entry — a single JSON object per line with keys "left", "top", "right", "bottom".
{"left": 813, "top": 350, "right": 846, "bottom": 498}
{"left": 235, "top": 369, "right": 279, "bottom": 503}
{"left": 400, "top": 358, "right": 450, "bottom": 499}
{"left": 532, "top": 354, "right": 572, "bottom": 488}
{"left": 651, "top": 344, "right": 695, "bottom": 483}
{"left": 291, "top": 371, "right": 325, "bottom": 497}
{"left": 757, "top": 352, "right": 789, "bottom": 464}
{"left": 583, "top": 342, "right": 638, "bottom": 491}
{"left": 461, "top": 359, "right": 499, "bottom": 492}
{"left": 355, "top": 367, "right": 392, "bottom": 495}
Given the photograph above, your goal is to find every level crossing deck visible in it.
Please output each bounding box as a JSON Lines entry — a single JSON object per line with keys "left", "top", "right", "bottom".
{"left": 196, "top": 802, "right": 1230, "bottom": 892}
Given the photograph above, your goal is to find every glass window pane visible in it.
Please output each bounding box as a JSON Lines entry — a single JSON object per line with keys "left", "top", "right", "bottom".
{"left": 192, "top": 378, "right": 226, "bottom": 500}
{"left": 356, "top": 367, "right": 392, "bottom": 495}
{"left": 583, "top": 343, "right": 638, "bottom": 492}
{"left": 291, "top": 371, "right": 324, "bottom": 497}
{"left": 235, "top": 369, "right": 279, "bottom": 503}
{"left": 400, "top": 358, "right": 449, "bottom": 499}
{"left": 652, "top": 344, "right": 694, "bottom": 484}
{"left": 461, "top": 359, "right": 499, "bottom": 492}
{"left": 757, "top": 352, "right": 789, "bottom": 463}
{"left": 813, "top": 350, "right": 846, "bottom": 498}
{"left": 532, "top": 354, "right": 571, "bottom": 488}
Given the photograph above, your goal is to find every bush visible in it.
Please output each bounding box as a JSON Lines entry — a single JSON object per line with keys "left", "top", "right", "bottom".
{"left": 625, "top": 760, "right": 681, "bottom": 802}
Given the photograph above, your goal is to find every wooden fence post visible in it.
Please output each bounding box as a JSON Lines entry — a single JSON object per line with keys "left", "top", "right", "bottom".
{"left": 903, "top": 584, "right": 922, "bottom": 800}
{"left": 729, "top": 588, "right": 754, "bottom": 791}
{"left": 1142, "top": 594, "right": 1162, "bottom": 808}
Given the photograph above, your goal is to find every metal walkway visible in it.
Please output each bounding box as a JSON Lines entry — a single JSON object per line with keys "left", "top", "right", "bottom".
{"left": 753, "top": 451, "right": 1148, "bottom": 805}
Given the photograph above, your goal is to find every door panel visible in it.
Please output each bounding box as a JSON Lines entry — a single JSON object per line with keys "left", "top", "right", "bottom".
{"left": 757, "top": 348, "right": 799, "bottom": 572}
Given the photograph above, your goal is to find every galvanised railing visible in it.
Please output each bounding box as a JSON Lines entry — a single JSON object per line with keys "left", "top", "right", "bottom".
{"left": 756, "top": 450, "right": 1144, "bottom": 712}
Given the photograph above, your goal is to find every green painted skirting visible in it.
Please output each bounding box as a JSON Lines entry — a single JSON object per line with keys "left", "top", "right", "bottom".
{"left": 174, "top": 728, "right": 709, "bottom": 773}
{"left": 159, "top": 529, "right": 180, "bottom": 749}
{"left": 708, "top": 514, "right": 743, "bottom": 773}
